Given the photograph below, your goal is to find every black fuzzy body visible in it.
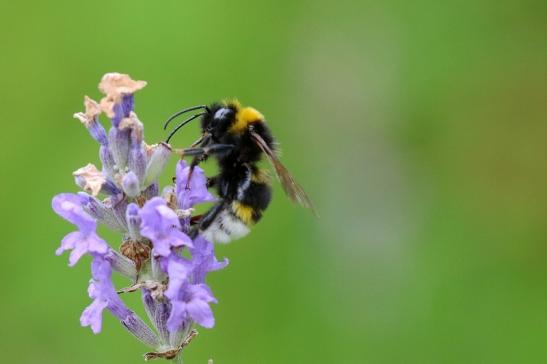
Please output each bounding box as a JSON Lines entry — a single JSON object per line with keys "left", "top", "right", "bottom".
{"left": 193, "top": 102, "right": 275, "bottom": 243}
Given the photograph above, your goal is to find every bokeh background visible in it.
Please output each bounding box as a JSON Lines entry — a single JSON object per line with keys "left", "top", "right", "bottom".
{"left": 1, "top": 1, "right": 546, "bottom": 363}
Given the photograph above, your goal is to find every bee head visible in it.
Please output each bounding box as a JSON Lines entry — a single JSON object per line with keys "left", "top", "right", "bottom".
{"left": 202, "top": 100, "right": 264, "bottom": 140}
{"left": 201, "top": 102, "right": 238, "bottom": 139}
{"left": 163, "top": 100, "right": 265, "bottom": 144}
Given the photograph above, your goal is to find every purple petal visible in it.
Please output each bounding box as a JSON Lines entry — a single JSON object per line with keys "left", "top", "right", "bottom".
{"left": 81, "top": 255, "right": 132, "bottom": 334}
{"left": 170, "top": 229, "right": 194, "bottom": 248}
{"left": 80, "top": 298, "right": 108, "bottom": 334}
{"left": 87, "top": 233, "right": 109, "bottom": 255}
{"left": 189, "top": 284, "right": 217, "bottom": 304}
{"left": 57, "top": 231, "right": 108, "bottom": 266}
{"left": 190, "top": 236, "right": 228, "bottom": 282}
{"left": 91, "top": 254, "right": 113, "bottom": 279}
{"left": 149, "top": 237, "right": 173, "bottom": 257}
{"left": 164, "top": 255, "right": 190, "bottom": 300}
{"left": 87, "top": 280, "right": 99, "bottom": 299}
{"left": 176, "top": 160, "right": 216, "bottom": 209}
{"left": 139, "top": 197, "right": 193, "bottom": 257}
{"left": 56, "top": 231, "right": 81, "bottom": 256}
{"left": 140, "top": 197, "right": 177, "bottom": 234}
{"left": 68, "top": 240, "right": 90, "bottom": 267}
{"left": 166, "top": 301, "right": 187, "bottom": 333}
{"left": 186, "top": 299, "right": 215, "bottom": 328}
{"left": 52, "top": 193, "right": 96, "bottom": 234}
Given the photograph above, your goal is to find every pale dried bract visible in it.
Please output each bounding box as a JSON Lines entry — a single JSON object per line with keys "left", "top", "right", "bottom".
{"left": 99, "top": 72, "right": 147, "bottom": 100}
{"left": 73, "top": 163, "right": 106, "bottom": 196}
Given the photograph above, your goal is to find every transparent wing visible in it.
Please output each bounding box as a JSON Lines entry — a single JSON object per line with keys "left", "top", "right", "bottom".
{"left": 250, "top": 131, "right": 317, "bottom": 216}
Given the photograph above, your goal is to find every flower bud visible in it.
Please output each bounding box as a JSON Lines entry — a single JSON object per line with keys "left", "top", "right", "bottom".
{"left": 106, "top": 194, "right": 129, "bottom": 230}
{"left": 74, "top": 96, "right": 108, "bottom": 145}
{"left": 99, "top": 145, "right": 117, "bottom": 179}
{"left": 78, "top": 192, "right": 125, "bottom": 232}
{"left": 118, "top": 112, "right": 146, "bottom": 183}
{"left": 121, "top": 94, "right": 134, "bottom": 117}
{"left": 110, "top": 95, "right": 134, "bottom": 127}
{"left": 142, "top": 289, "right": 170, "bottom": 344}
{"left": 105, "top": 249, "right": 137, "bottom": 279}
{"left": 102, "top": 179, "right": 121, "bottom": 195}
{"left": 109, "top": 127, "right": 130, "bottom": 170}
{"left": 87, "top": 120, "right": 108, "bottom": 145}
{"left": 128, "top": 143, "right": 146, "bottom": 185}
{"left": 122, "top": 171, "right": 140, "bottom": 198}
{"left": 144, "top": 182, "right": 159, "bottom": 199}
{"left": 143, "top": 143, "right": 171, "bottom": 187}
{"left": 121, "top": 313, "right": 160, "bottom": 349}
{"left": 125, "top": 203, "right": 142, "bottom": 241}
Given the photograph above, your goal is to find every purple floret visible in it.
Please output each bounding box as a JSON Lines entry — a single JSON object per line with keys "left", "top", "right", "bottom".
{"left": 176, "top": 160, "right": 216, "bottom": 210}
{"left": 53, "top": 74, "right": 234, "bottom": 360}
{"left": 190, "top": 235, "right": 229, "bottom": 284}
{"left": 166, "top": 282, "right": 217, "bottom": 331}
{"left": 81, "top": 255, "right": 130, "bottom": 333}
{"left": 52, "top": 193, "right": 108, "bottom": 266}
{"left": 139, "top": 197, "right": 193, "bottom": 257}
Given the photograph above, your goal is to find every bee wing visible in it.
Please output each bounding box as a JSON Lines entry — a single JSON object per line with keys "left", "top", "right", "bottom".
{"left": 250, "top": 130, "right": 318, "bottom": 216}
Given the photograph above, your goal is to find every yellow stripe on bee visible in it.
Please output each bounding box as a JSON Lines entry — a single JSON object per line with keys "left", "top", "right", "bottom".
{"left": 230, "top": 107, "right": 264, "bottom": 133}
{"left": 231, "top": 201, "right": 255, "bottom": 225}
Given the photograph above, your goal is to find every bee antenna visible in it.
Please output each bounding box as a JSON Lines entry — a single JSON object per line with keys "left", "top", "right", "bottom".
{"left": 165, "top": 112, "right": 206, "bottom": 144}
{"left": 163, "top": 105, "right": 208, "bottom": 130}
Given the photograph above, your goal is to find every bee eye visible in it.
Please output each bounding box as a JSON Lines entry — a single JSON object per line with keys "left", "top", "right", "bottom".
{"left": 214, "top": 108, "right": 230, "bottom": 120}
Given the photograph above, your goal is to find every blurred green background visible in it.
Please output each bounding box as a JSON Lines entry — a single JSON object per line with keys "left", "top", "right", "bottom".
{"left": 1, "top": 0, "right": 546, "bottom": 363}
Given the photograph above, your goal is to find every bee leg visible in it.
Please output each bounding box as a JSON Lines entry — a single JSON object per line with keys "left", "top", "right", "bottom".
{"left": 181, "top": 144, "right": 234, "bottom": 158}
{"left": 207, "top": 175, "right": 219, "bottom": 188}
{"left": 190, "top": 214, "right": 203, "bottom": 225}
{"left": 185, "top": 156, "right": 201, "bottom": 190}
{"left": 181, "top": 144, "right": 233, "bottom": 189}
{"left": 189, "top": 202, "right": 225, "bottom": 239}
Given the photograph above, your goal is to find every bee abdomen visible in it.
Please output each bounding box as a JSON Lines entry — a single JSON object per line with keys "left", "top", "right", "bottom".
{"left": 231, "top": 201, "right": 260, "bottom": 225}
{"left": 237, "top": 180, "right": 272, "bottom": 215}
{"left": 201, "top": 206, "right": 251, "bottom": 244}
{"left": 201, "top": 168, "right": 272, "bottom": 244}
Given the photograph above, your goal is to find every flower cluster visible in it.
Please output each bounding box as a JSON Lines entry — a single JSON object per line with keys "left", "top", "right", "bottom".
{"left": 52, "top": 73, "right": 228, "bottom": 361}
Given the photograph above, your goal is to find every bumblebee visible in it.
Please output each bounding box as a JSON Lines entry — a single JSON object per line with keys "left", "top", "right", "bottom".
{"left": 163, "top": 100, "right": 315, "bottom": 244}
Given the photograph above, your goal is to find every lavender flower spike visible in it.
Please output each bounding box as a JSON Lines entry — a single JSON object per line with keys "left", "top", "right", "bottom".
{"left": 53, "top": 73, "right": 231, "bottom": 362}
